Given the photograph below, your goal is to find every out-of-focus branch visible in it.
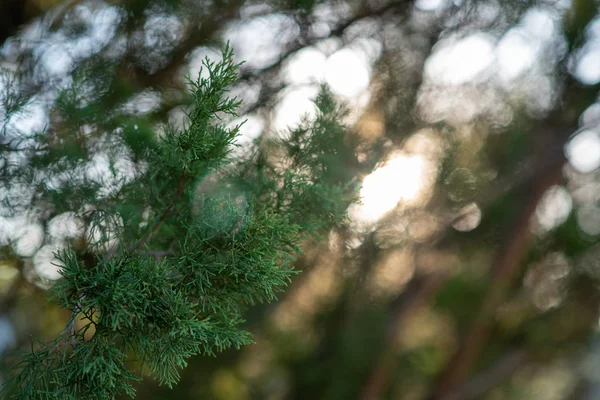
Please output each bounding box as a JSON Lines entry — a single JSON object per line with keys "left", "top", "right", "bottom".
{"left": 426, "top": 35, "right": 597, "bottom": 390}
{"left": 427, "top": 121, "right": 571, "bottom": 399}
{"left": 361, "top": 270, "right": 449, "bottom": 400}
{"left": 441, "top": 349, "right": 529, "bottom": 400}
{"left": 359, "top": 114, "right": 574, "bottom": 400}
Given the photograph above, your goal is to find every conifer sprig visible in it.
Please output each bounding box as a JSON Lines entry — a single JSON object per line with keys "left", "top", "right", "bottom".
{"left": 1, "top": 45, "right": 358, "bottom": 399}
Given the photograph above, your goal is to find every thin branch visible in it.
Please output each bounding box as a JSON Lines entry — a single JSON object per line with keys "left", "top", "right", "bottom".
{"left": 135, "top": 248, "right": 175, "bottom": 261}
{"left": 130, "top": 172, "right": 186, "bottom": 254}
{"left": 56, "top": 298, "right": 81, "bottom": 351}
{"left": 441, "top": 350, "right": 529, "bottom": 400}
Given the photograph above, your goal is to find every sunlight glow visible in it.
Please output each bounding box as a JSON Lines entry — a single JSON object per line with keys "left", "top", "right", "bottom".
{"left": 350, "top": 154, "right": 426, "bottom": 225}
{"left": 325, "top": 48, "right": 370, "bottom": 97}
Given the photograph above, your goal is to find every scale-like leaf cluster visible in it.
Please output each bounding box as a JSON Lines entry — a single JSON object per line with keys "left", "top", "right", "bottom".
{"left": 1, "top": 45, "right": 357, "bottom": 399}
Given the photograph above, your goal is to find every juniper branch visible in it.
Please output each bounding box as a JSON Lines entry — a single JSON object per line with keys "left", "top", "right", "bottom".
{"left": 1, "top": 44, "right": 358, "bottom": 400}
{"left": 130, "top": 172, "right": 186, "bottom": 254}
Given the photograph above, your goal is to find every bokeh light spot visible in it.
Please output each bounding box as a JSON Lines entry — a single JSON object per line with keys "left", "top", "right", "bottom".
{"left": 33, "top": 244, "right": 65, "bottom": 281}
{"left": 452, "top": 202, "right": 482, "bottom": 232}
{"left": 425, "top": 33, "right": 495, "bottom": 85}
{"left": 565, "top": 130, "right": 600, "bottom": 173}
{"left": 325, "top": 48, "right": 370, "bottom": 97}
{"left": 274, "top": 86, "right": 319, "bottom": 131}
{"left": 533, "top": 186, "right": 572, "bottom": 233}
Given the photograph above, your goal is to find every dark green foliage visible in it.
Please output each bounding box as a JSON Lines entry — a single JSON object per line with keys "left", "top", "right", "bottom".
{"left": 234, "top": 86, "right": 357, "bottom": 235}
{"left": 1, "top": 46, "right": 357, "bottom": 399}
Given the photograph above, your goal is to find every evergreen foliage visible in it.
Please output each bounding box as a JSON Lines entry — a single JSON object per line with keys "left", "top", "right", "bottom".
{"left": 0, "top": 45, "right": 357, "bottom": 399}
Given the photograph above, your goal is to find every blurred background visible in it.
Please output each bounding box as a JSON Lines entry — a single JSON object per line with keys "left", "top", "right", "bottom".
{"left": 1, "top": 0, "right": 600, "bottom": 399}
